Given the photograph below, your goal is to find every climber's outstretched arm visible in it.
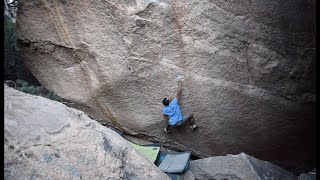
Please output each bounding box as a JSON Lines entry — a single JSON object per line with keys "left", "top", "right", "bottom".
{"left": 176, "top": 81, "right": 182, "bottom": 102}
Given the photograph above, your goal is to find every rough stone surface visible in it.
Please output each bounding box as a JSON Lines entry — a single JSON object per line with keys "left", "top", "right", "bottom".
{"left": 182, "top": 171, "right": 196, "bottom": 180}
{"left": 4, "top": 85, "right": 170, "bottom": 180}
{"left": 188, "top": 152, "right": 297, "bottom": 180}
{"left": 16, "top": 0, "right": 315, "bottom": 170}
{"left": 298, "top": 168, "right": 316, "bottom": 180}
{"left": 298, "top": 173, "right": 316, "bottom": 180}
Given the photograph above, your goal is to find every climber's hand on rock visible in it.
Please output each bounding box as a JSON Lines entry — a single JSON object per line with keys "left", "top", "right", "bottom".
{"left": 176, "top": 75, "right": 184, "bottom": 82}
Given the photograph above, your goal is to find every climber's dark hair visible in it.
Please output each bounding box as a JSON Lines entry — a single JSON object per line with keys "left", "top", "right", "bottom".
{"left": 163, "top": 98, "right": 169, "bottom": 106}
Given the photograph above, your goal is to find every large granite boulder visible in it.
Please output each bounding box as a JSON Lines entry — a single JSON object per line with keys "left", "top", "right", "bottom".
{"left": 4, "top": 85, "right": 170, "bottom": 180}
{"left": 298, "top": 168, "right": 316, "bottom": 180}
{"left": 15, "top": 0, "right": 315, "bottom": 170}
{"left": 188, "top": 152, "right": 297, "bottom": 180}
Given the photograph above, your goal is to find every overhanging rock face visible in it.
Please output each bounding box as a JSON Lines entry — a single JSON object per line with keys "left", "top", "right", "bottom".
{"left": 16, "top": 0, "right": 315, "bottom": 167}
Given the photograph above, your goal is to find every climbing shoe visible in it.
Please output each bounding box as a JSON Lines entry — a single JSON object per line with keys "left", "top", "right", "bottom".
{"left": 190, "top": 124, "right": 198, "bottom": 130}
{"left": 164, "top": 128, "right": 169, "bottom": 133}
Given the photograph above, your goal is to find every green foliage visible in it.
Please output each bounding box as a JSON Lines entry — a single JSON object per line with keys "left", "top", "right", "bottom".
{"left": 4, "top": 15, "right": 40, "bottom": 82}
{"left": 21, "top": 81, "right": 29, "bottom": 87}
{"left": 46, "top": 90, "right": 62, "bottom": 102}
{"left": 4, "top": 15, "right": 16, "bottom": 56}
{"left": 19, "top": 85, "right": 38, "bottom": 95}
{"left": 4, "top": 16, "right": 15, "bottom": 40}
{"left": 4, "top": 15, "right": 17, "bottom": 76}
{"left": 16, "top": 81, "right": 63, "bottom": 102}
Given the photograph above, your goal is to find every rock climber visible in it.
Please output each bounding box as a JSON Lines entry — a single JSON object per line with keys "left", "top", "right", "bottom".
{"left": 162, "top": 79, "right": 198, "bottom": 133}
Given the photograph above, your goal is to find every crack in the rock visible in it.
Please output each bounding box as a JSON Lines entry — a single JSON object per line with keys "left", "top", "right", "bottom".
{"left": 102, "top": 137, "right": 113, "bottom": 152}
{"left": 223, "top": 33, "right": 250, "bottom": 45}
{"left": 94, "top": 97, "right": 125, "bottom": 132}
{"left": 245, "top": 44, "right": 254, "bottom": 85}
{"left": 17, "top": 38, "right": 76, "bottom": 50}
{"left": 46, "top": 124, "right": 71, "bottom": 135}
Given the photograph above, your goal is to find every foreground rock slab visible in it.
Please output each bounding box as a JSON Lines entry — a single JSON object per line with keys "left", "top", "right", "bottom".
{"left": 298, "top": 168, "right": 316, "bottom": 180}
{"left": 188, "top": 152, "right": 297, "bottom": 180}
{"left": 4, "top": 85, "right": 169, "bottom": 180}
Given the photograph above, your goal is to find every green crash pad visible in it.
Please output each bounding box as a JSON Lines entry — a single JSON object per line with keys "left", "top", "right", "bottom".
{"left": 129, "top": 142, "right": 160, "bottom": 163}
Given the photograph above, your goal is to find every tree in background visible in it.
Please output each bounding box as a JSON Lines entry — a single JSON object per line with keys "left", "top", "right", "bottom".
{"left": 4, "top": 13, "right": 17, "bottom": 80}
{"left": 4, "top": 0, "right": 40, "bottom": 85}
{"left": 4, "top": 0, "right": 18, "bottom": 22}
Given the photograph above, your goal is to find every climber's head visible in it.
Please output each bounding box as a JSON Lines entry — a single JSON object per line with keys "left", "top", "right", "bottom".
{"left": 162, "top": 97, "right": 172, "bottom": 106}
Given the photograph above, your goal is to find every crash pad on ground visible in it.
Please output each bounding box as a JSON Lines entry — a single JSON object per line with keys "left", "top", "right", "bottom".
{"left": 158, "top": 152, "right": 191, "bottom": 173}
{"left": 129, "top": 142, "right": 160, "bottom": 163}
